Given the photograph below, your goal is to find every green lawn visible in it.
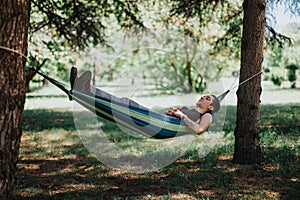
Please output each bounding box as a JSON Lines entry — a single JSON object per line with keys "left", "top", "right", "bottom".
{"left": 14, "top": 102, "right": 300, "bottom": 199}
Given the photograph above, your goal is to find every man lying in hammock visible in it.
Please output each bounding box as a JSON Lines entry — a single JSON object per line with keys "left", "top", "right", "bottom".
{"left": 70, "top": 67, "right": 220, "bottom": 135}
{"left": 164, "top": 95, "right": 220, "bottom": 134}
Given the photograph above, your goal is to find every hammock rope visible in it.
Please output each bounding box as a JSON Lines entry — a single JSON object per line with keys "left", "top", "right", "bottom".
{"left": 217, "top": 70, "right": 263, "bottom": 102}
{"left": 28, "top": 66, "right": 71, "bottom": 97}
{"left": 234, "top": 71, "right": 263, "bottom": 89}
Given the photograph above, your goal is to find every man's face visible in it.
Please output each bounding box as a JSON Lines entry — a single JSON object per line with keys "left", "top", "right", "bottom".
{"left": 196, "top": 95, "right": 214, "bottom": 110}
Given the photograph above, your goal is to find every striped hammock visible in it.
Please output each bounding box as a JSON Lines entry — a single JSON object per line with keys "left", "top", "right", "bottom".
{"left": 29, "top": 67, "right": 230, "bottom": 139}
{"left": 71, "top": 89, "right": 195, "bottom": 139}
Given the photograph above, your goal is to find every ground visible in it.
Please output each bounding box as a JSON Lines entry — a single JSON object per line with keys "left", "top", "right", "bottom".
{"left": 14, "top": 80, "right": 300, "bottom": 199}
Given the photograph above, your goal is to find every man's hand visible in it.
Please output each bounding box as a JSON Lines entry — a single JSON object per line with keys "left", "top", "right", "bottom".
{"left": 165, "top": 107, "right": 180, "bottom": 116}
{"left": 173, "top": 109, "right": 185, "bottom": 119}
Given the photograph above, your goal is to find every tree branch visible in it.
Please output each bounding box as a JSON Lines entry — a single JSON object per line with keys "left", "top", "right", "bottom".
{"left": 265, "top": 24, "right": 294, "bottom": 48}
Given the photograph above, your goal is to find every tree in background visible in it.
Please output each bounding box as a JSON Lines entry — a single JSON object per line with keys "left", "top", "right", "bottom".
{"left": 0, "top": 0, "right": 30, "bottom": 199}
{"left": 285, "top": 63, "right": 299, "bottom": 88}
{"left": 28, "top": 0, "right": 235, "bottom": 93}
{"left": 264, "top": 1, "right": 300, "bottom": 88}
{"left": 234, "top": 0, "right": 300, "bottom": 163}
{"left": 26, "top": 0, "right": 146, "bottom": 89}
{"left": 265, "top": 46, "right": 285, "bottom": 86}
{"left": 233, "top": 0, "right": 266, "bottom": 164}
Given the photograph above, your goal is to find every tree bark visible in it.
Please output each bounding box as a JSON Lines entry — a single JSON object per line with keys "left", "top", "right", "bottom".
{"left": 0, "top": 0, "right": 30, "bottom": 199}
{"left": 233, "top": 0, "right": 266, "bottom": 164}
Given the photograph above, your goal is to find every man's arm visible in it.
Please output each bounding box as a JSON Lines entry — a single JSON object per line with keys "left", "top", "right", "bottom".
{"left": 174, "top": 110, "right": 212, "bottom": 135}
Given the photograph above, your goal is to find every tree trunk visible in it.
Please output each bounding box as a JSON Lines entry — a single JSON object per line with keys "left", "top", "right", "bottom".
{"left": 0, "top": 0, "right": 30, "bottom": 199}
{"left": 233, "top": 0, "right": 266, "bottom": 164}
{"left": 186, "top": 60, "right": 193, "bottom": 93}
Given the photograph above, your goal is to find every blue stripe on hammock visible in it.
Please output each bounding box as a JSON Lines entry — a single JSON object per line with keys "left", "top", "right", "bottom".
{"left": 72, "top": 90, "right": 192, "bottom": 139}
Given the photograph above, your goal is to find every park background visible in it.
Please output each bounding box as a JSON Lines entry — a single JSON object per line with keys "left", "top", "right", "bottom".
{"left": 6, "top": 1, "right": 300, "bottom": 199}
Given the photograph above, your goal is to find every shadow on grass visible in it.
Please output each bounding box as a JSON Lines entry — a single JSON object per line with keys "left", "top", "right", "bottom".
{"left": 23, "top": 109, "right": 142, "bottom": 143}
{"left": 13, "top": 156, "right": 237, "bottom": 199}
{"left": 223, "top": 104, "right": 300, "bottom": 135}
{"left": 14, "top": 149, "right": 300, "bottom": 200}
{"left": 23, "top": 109, "right": 76, "bottom": 132}
{"left": 18, "top": 105, "right": 300, "bottom": 199}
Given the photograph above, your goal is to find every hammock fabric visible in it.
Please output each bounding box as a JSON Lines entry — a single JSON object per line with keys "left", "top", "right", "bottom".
{"left": 71, "top": 90, "right": 193, "bottom": 138}
{"left": 29, "top": 67, "right": 229, "bottom": 139}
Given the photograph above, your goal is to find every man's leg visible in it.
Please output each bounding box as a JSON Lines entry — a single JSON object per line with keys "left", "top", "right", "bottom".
{"left": 70, "top": 67, "right": 77, "bottom": 90}
{"left": 71, "top": 67, "right": 148, "bottom": 110}
{"left": 93, "top": 87, "right": 148, "bottom": 110}
{"left": 74, "top": 71, "right": 92, "bottom": 92}
{"left": 70, "top": 67, "right": 91, "bottom": 100}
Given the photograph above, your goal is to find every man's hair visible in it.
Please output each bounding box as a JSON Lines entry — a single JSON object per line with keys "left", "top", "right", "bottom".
{"left": 211, "top": 94, "right": 220, "bottom": 114}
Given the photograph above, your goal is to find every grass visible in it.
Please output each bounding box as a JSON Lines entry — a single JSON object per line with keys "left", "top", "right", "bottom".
{"left": 14, "top": 103, "right": 300, "bottom": 199}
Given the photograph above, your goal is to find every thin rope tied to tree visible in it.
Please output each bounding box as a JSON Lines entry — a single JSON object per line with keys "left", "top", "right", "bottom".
{"left": 217, "top": 70, "right": 263, "bottom": 102}
{"left": 0, "top": 45, "right": 28, "bottom": 60}
{"left": 236, "top": 71, "right": 263, "bottom": 89}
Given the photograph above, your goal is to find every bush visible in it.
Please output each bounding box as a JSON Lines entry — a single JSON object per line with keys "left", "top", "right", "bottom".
{"left": 270, "top": 74, "right": 284, "bottom": 86}
{"left": 285, "top": 64, "right": 299, "bottom": 88}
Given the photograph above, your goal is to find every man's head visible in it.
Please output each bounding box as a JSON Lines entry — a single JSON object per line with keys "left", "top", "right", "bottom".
{"left": 197, "top": 94, "right": 220, "bottom": 114}
{"left": 210, "top": 94, "right": 220, "bottom": 114}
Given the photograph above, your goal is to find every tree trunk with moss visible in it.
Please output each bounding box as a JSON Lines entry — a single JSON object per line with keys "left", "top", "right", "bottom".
{"left": 0, "top": 0, "right": 30, "bottom": 199}
{"left": 233, "top": 0, "right": 266, "bottom": 164}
